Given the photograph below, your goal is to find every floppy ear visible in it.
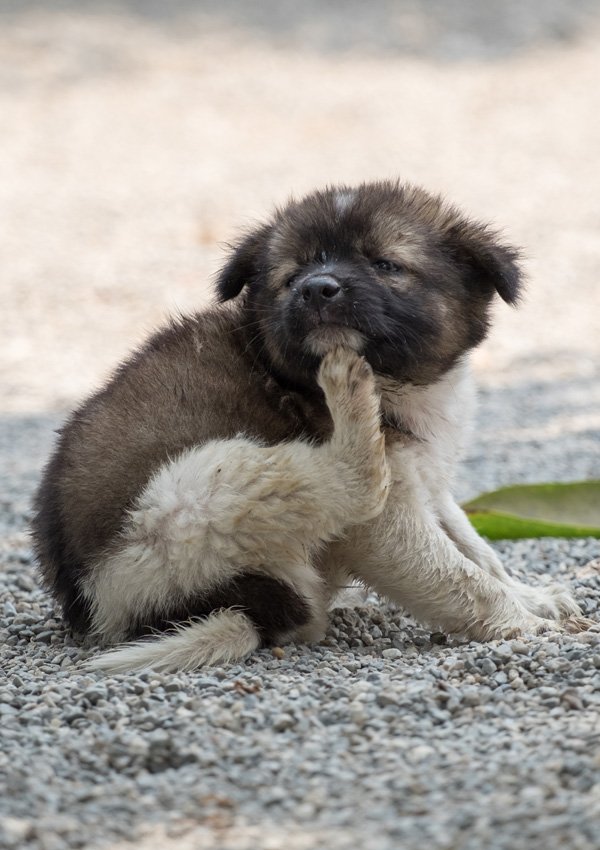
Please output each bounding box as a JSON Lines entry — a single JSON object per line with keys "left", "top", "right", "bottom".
{"left": 215, "top": 224, "right": 272, "bottom": 302}
{"left": 447, "top": 222, "right": 523, "bottom": 305}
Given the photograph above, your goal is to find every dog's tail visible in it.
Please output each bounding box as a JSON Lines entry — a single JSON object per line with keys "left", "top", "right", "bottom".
{"left": 84, "top": 609, "right": 261, "bottom": 674}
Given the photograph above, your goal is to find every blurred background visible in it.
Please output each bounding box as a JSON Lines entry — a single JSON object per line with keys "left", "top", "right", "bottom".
{"left": 1, "top": 0, "right": 599, "bottom": 493}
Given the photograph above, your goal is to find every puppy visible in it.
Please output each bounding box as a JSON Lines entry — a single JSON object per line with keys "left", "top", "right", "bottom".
{"left": 31, "top": 180, "right": 588, "bottom": 672}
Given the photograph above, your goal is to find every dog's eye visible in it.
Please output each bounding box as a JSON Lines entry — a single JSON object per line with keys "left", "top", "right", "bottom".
{"left": 372, "top": 259, "right": 403, "bottom": 273}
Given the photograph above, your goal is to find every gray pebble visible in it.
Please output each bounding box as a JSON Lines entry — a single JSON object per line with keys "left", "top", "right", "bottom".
{"left": 272, "top": 713, "right": 296, "bottom": 732}
{"left": 376, "top": 691, "right": 400, "bottom": 708}
{"left": 16, "top": 575, "right": 35, "bottom": 592}
{"left": 479, "top": 658, "right": 497, "bottom": 676}
{"left": 492, "top": 643, "right": 514, "bottom": 662}
{"left": 0, "top": 818, "right": 33, "bottom": 847}
{"left": 381, "top": 648, "right": 402, "bottom": 660}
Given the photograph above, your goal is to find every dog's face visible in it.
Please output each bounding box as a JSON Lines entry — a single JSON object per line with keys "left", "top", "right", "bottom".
{"left": 217, "top": 181, "right": 522, "bottom": 388}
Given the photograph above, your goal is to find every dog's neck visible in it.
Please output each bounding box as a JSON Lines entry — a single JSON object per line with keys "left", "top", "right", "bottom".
{"left": 232, "top": 301, "right": 475, "bottom": 446}
{"left": 377, "top": 357, "right": 475, "bottom": 445}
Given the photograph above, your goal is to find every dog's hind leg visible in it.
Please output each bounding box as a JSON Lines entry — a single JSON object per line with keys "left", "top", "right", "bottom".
{"left": 85, "top": 348, "right": 390, "bottom": 671}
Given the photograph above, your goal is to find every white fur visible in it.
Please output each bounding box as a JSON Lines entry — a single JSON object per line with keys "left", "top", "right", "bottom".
{"left": 325, "top": 360, "right": 588, "bottom": 639}
{"left": 438, "top": 495, "right": 582, "bottom": 620}
{"left": 334, "top": 190, "right": 356, "bottom": 215}
{"left": 86, "top": 348, "right": 389, "bottom": 669}
{"left": 306, "top": 326, "right": 365, "bottom": 356}
{"left": 85, "top": 609, "right": 260, "bottom": 673}
{"left": 87, "top": 351, "right": 588, "bottom": 673}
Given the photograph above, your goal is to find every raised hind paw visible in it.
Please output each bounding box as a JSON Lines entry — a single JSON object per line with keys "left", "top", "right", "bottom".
{"left": 318, "top": 346, "right": 378, "bottom": 416}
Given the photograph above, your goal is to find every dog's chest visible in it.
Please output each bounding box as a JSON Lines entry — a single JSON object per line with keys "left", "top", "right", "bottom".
{"left": 379, "top": 362, "right": 476, "bottom": 471}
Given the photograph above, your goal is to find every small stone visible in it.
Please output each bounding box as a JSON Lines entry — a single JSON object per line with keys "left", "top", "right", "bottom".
{"left": 462, "top": 688, "right": 481, "bottom": 706}
{"left": 3, "top": 601, "right": 17, "bottom": 617}
{"left": 0, "top": 817, "right": 33, "bottom": 846}
{"left": 271, "top": 647, "right": 285, "bottom": 659}
{"left": 83, "top": 687, "right": 107, "bottom": 704}
{"left": 493, "top": 644, "right": 513, "bottom": 662}
{"left": 382, "top": 648, "right": 402, "bottom": 660}
{"left": 263, "top": 786, "right": 287, "bottom": 804}
{"left": 480, "top": 658, "right": 497, "bottom": 676}
{"left": 16, "top": 574, "right": 34, "bottom": 591}
{"left": 561, "top": 690, "right": 583, "bottom": 711}
{"left": 272, "top": 713, "right": 295, "bottom": 732}
{"left": 376, "top": 691, "right": 400, "bottom": 708}
{"left": 409, "top": 745, "right": 434, "bottom": 762}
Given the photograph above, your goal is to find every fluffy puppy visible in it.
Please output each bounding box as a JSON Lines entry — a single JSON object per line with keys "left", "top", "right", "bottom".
{"left": 31, "top": 181, "right": 588, "bottom": 672}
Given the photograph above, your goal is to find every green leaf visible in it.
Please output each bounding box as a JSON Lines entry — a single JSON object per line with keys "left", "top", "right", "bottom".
{"left": 462, "top": 481, "right": 600, "bottom": 540}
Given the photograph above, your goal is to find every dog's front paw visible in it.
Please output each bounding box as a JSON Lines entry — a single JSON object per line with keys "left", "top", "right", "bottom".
{"left": 490, "top": 611, "right": 594, "bottom": 640}
{"left": 519, "top": 612, "right": 594, "bottom": 637}
{"left": 508, "top": 579, "right": 583, "bottom": 621}
{"left": 499, "top": 614, "right": 557, "bottom": 639}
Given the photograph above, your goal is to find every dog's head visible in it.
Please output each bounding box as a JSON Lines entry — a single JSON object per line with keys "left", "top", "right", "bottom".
{"left": 216, "top": 181, "right": 522, "bottom": 387}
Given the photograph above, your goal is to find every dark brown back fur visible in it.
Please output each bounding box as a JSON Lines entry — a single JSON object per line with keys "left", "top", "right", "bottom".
{"left": 32, "top": 305, "right": 330, "bottom": 630}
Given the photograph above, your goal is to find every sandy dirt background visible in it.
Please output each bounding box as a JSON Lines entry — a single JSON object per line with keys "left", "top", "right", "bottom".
{"left": 1, "top": 3, "right": 600, "bottom": 850}
{"left": 1, "top": 1, "right": 600, "bottom": 413}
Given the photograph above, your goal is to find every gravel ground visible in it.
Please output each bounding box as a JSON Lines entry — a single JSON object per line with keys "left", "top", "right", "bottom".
{"left": 1, "top": 3, "right": 600, "bottom": 850}
{"left": 2, "top": 537, "right": 600, "bottom": 850}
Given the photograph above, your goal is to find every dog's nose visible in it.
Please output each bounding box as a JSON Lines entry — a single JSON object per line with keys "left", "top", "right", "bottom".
{"left": 299, "top": 275, "right": 342, "bottom": 305}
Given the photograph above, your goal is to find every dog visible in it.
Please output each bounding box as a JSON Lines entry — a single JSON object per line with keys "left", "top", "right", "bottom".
{"left": 31, "top": 180, "right": 589, "bottom": 672}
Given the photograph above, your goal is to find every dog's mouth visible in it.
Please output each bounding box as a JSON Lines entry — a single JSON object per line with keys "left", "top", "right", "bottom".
{"left": 304, "top": 324, "right": 366, "bottom": 356}
{"left": 281, "top": 271, "right": 431, "bottom": 377}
